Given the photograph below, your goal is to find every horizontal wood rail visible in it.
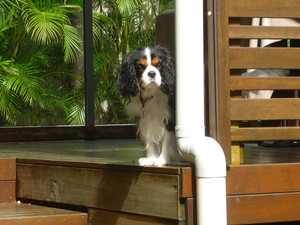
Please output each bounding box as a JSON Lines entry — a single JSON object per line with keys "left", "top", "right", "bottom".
{"left": 229, "top": 26, "right": 300, "bottom": 39}
{"left": 230, "top": 77, "right": 300, "bottom": 90}
{"left": 229, "top": 48, "right": 300, "bottom": 69}
{"left": 228, "top": 0, "right": 300, "bottom": 18}
{"left": 231, "top": 127, "right": 300, "bottom": 141}
{"left": 231, "top": 98, "right": 300, "bottom": 120}
{"left": 228, "top": 192, "right": 300, "bottom": 224}
{"left": 16, "top": 160, "right": 192, "bottom": 221}
{"left": 227, "top": 164, "right": 300, "bottom": 195}
{"left": 227, "top": 163, "right": 300, "bottom": 224}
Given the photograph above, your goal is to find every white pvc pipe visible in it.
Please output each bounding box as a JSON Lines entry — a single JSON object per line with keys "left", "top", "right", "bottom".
{"left": 175, "top": 0, "right": 227, "bottom": 224}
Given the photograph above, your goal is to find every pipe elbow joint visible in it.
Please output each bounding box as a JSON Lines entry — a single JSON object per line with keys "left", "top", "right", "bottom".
{"left": 176, "top": 128, "right": 227, "bottom": 178}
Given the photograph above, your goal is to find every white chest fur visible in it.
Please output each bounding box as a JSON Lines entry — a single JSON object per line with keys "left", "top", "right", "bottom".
{"left": 127, "top": 89, "right": 171, "bottom": 144}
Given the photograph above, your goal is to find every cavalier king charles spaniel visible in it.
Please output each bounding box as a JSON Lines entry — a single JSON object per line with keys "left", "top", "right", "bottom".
{"left": 118, "top": 46, "right": 182, "bottom": 166}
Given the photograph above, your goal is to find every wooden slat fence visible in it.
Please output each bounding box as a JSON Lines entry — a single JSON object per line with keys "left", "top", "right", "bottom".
{"left": 215, "top": 0, "right": 300, "bottom": 164}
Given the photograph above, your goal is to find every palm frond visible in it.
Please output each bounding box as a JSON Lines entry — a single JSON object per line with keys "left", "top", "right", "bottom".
{"left": 116, "top": 0, "right": 144, "bottom": 15}
{"left": 63, "top": 24, "right": 82, "bottom": 63}
{"left": 22, "top": 2, "right": 67, "bottom": 45}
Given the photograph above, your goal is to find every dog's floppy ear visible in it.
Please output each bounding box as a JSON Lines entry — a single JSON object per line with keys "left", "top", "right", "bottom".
{"left": 118, "top": 51, "right": 140, "bottom": 97}
{"left": 159, "top": 47, "right": 176, "bottom": 96}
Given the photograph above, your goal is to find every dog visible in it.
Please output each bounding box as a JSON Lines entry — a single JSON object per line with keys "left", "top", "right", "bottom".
{"left": 118, "top": 46, "right": 182, "bottom": 166}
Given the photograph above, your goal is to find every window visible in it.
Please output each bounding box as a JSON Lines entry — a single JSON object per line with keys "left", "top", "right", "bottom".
{"left": 0, "top": 0, "right": 174, "bottom": 141}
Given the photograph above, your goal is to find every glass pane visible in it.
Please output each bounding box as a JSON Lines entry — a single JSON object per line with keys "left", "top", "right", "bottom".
{"left": 92, "top": 0, "right": 175, "bottom": 124}
{"left": 0, "top": 0, "right": 84, "bottom": 126}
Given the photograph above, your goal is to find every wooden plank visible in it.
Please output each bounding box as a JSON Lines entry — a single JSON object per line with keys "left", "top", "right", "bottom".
{"left": 0, "top": 181, "right": 15, "bottom": 203}
{"left": 231, "top": 98, "right": 300, "bottom": 120}
{"left": 17, "top": 163, "right": 181, "bottom": 220}
{"left": 0, "top": 125, "right": 136, "bottom": 142}
{"left": 227, "top": 192, "right": 300, "bottom": 224}
{"left": 88, "top": 209, "right": 181, "bottom": 225}
{"left": 227, "top": 0, "right": 300, "bottom": 18}
{"left": 229, "top": 26, "right": 300, "bottom": 39}
{"left": 227, "top": 164, "right": 300, "bottom": 195}
{"left": 215, "top": 0, "right": 232, "bottom": 163}
{"left": 231, "top": 127, "right": 300, "bottom": 141}
{"left": 16, "top": 158, "right": 182, "bottom": 176}
{"left": 230, "top": 77, "right": 300, "bottom": 90}
{"left": 180, "top": 167, "right": 193, "bottom": 198}
{"left": 0, "top": 203, "right": 87, "bottom": 225}
{"left": 229, "top": 48, "right": 300, "bottom": 69}
{"left": 184, "top": 198, "right": 195, "bottom": 225}
{"left": 207, "top": 0, "right": 218, "bottom": 141}
{"left": 0, "top": 158, "right": 16, "bottom": 181}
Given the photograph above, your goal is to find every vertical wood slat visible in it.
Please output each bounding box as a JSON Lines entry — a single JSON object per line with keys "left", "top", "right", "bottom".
{"left": 0, "top": 158, "right": 16, "bottom": 203}
{"left": 215, "top": 0, "right": 232, "bottom": 163}
{"left": 0, "top": 158, "right": 16, "bottom": 180}
{"left": 180, "top": 168, "right": 193, "bottom": 198}
{"left": 0, "top": 181, "right": 15, "bottom": 203}
{"left": 185, "top": 198, "right": 195, "bottom": 225}
{"left": 206, "top": 0, "right": 218, "bottom": 140}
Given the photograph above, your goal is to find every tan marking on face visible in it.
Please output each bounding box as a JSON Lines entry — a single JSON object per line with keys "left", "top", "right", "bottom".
{"left": 139, "top": 59, "right": 148, "bottom": 67}
{"left": 151, "top": 57, "right": 160, "bottom": 65}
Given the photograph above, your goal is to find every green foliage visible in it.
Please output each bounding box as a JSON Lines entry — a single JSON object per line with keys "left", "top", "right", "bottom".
{"left": 0, "top": 0, "right": 174, "bottom": 126}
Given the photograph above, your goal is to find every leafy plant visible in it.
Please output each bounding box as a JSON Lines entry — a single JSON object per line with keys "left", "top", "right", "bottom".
{"left": 0, "top": 0, "right": 174, "bottom": 126}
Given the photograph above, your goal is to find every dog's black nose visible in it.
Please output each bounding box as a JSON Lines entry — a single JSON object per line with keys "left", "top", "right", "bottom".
{"left": 148, "top": 71, "right": 156, "bottom": 78}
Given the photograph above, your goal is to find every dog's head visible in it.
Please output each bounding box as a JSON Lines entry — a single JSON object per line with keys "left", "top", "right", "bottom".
{"left": 118, "top": 46, "right": 175, "bottom": 97}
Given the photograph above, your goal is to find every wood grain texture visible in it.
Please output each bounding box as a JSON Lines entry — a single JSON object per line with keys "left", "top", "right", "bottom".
{"left": 0, "top": 181, "right": 15, "bottom": 203}
{"left": 180, "top": 167, "right": 193, "bottom": 198}
{"left": 17, "top": 163, "right": 182, "bottom": 220}
{"left": 229, "top": 48, "right": 300, "bottom": 69}
{"left": 230, "top": 77, "right": 300, "bottom": 91}
{"left": 88, "top": 209, "right": 181, "bottom": 225}
{"left": 215, "top": 0, "right": 232, "bottom": 163}
{"left": 0, "top": 203, "right": 87, "bottom": 225}
{"left": 231, "top": 127, "right": 300, "bottom": 141}
{"left": 227, "top": 192, "right": 300, "bottom": 224}
{"left": 184, "top": 198, "right": 195, "bottom": 225}
{"left": 227, "top": 163, "right": 300, "bottom": 195}
{"left": 231, "top": 98, "right": 300, "bottom": 120}
{"left": 0, "top": 158, "right": 16, "bottom": 181}
{"left": 229, "top": 26, "right": 300, "bottom": 39}
{"left": 227, "top": 0, "right": 300, "bottom": 18}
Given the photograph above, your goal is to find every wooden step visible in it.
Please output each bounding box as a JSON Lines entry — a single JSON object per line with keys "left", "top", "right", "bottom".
{"left": 0, "top": 202, "right": 87, "bottom": 225}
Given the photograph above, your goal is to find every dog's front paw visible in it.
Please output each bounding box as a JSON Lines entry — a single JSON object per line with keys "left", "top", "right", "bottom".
{"left": 139, "top": 157, "right": 156, "bottom": 166}
{"left": 154, "top": 157, "right": 168, "bottom": 166}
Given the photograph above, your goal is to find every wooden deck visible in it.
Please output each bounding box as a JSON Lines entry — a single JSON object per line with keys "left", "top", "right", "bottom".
{"left": 1, "top": 139, "right": 300, "bottom": 224}
{"left": 0, "top": 158, "right": 87, "bottom": 225}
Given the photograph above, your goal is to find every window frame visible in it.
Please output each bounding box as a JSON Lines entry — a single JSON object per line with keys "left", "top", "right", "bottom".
{"left": 0, "top": 0, "right": 136, "bottom": 142}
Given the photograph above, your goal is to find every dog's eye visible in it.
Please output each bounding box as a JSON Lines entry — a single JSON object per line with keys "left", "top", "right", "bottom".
{"left": 136, "top": 64, "right": 144, "bottom": 70}
{"left": 156, "top": 62, "right": 162, "bottom": 67}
